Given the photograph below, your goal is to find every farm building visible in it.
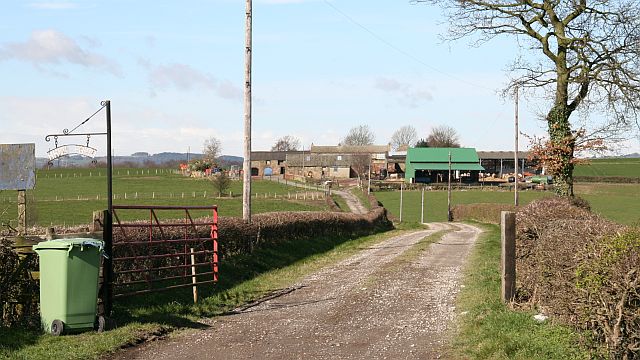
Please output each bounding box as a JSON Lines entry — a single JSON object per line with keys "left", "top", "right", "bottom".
{"left": 250, "top": 151, "right": 302, "bottom": 177}
{"left": 405, "top": 147, "right": 484, "bottom": 183}
{"left": 477, "top": 151, "right": 537, "bottom": 177}
{"left": 286, "top": 144, "right": 390, "bottom": 180}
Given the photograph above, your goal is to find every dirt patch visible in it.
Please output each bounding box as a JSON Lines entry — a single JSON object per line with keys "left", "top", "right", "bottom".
{"left": 112, "top": 223, "right": 481, "bottom": 360}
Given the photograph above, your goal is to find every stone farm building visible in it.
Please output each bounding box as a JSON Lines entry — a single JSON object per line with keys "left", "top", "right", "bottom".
{"left": 250, "top": 151, "right": 302, "bottom": 177}
{"left": 251, "top": 145, "right": 391, "bottom": 181}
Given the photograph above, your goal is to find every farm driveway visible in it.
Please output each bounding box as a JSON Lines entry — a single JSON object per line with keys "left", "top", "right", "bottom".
{"left": 112, "top": 223, "right": 482, "bottom": 360}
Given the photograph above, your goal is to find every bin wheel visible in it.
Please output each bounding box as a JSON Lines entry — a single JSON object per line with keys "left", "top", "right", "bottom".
{"left": 95, "top": 316, "right": 117, "bottom": 332}
{"left": 96, "top": 316, "right": 106, "bottom": 333}
{"left": 51, "top": 319, "right": 64, "bottom": 336}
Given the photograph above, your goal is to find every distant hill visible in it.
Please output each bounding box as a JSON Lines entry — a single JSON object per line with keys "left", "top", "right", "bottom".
{"left": 623, "top": 152, "right": 640, "bottom": 158}
{"left": 37, "top": 152, "right": 243, "bottom": 168}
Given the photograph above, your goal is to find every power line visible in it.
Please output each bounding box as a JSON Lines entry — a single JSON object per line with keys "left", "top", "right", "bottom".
{"left": 322, "top": 0, "right": 495, "bottom": 92}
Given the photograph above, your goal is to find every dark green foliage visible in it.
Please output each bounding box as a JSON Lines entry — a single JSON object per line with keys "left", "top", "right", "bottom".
{"left": 210, "top": 172, "right": 231, "bottom": 197}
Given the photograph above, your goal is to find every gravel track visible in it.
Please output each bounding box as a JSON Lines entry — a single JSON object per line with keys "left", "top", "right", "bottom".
{"left": 113, "top": 222, "right": 481, "bottom": 360}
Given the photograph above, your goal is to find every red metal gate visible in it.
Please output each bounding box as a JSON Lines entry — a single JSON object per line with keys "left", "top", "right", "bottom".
{"left": 110, "top": 205, "right": 218, "bottom": 298}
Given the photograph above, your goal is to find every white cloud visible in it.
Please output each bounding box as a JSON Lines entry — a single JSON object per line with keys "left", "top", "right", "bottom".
{"left": 0, "top": 29, "right": 122, "bottom": 76}
{"left": 374, "top": 77, "right": 433, "bottom": 108}
{"left": 146, "top": 63, "right": 242, "bottom": 100}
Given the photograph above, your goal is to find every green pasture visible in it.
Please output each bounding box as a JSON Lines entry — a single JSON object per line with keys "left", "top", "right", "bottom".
{"left": 374, "top": 183, "right": 640, "bottom": 225}
{"left": 574, "top": 157, "right": 640, "bottom": 177}
{"left": 0, "top": 168, "right": 328, "bottom": 227}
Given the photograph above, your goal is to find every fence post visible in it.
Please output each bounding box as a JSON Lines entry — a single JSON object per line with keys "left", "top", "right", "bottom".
{"left": 17, "top": 190, "right": 26, "bottom": 235}
{"left": 501, "top": 211, "right": 516, "bottom": 303}
{"left": 92, "top": 210, "right": 107, "bottom": 233}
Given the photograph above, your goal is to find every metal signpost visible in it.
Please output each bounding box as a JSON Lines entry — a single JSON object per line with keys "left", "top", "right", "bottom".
{"left": 44, "top": 100, "right": 114, "bottom": 316}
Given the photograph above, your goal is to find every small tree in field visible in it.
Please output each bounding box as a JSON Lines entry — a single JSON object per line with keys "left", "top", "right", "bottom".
{"left": 211, "top": 171, "right": 232, "bottom": 197}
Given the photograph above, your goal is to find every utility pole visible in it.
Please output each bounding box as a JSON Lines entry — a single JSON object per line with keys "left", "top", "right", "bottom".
{"left": 242, "top": 0, "right": 252, "bottom": 223}
{"left": 447, "top": 151, "right": 452, "bottom": 222}
{"left": 514, "top": 85, "right": 519, "bottom": 206}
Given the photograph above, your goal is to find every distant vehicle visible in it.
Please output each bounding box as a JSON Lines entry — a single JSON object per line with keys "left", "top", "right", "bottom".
{"left": 530, "top": 175, "right": 553, "bottom": 184}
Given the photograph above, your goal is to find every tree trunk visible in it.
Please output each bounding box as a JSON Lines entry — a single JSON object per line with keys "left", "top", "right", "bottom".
{"left": 546, "top": 104, "right": 575, "bottom": 197}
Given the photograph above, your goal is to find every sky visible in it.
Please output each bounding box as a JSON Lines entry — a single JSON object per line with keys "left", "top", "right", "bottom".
{"left": 1, "top": 0, "right": 638, "bottom": 158}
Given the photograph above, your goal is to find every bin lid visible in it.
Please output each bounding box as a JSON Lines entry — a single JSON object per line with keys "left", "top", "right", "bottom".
{"left": 33, "top": 238, "right": 104, "bottom": 251}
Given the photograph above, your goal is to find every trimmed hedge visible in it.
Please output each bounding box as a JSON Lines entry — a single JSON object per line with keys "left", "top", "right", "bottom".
{"left": 515, "top": 197, "right": 639, "bottom": 358}
{"left": 1, "top": 204, "right": 392, "bottom": 329}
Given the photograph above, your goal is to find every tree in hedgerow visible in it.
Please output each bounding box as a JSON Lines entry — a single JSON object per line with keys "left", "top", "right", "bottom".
{"left": 211, "top": 171, "right": 232, "bottom": 197}
{"left": 417, "top": 0, "right": 640, "bottom": 196}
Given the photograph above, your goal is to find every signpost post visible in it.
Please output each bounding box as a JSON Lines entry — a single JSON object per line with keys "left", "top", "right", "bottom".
{"left": 0, "top": 143, "right": 36, "bottom": 235}
{"left": 44, "top": 100, "right": 114, "bottom": 316}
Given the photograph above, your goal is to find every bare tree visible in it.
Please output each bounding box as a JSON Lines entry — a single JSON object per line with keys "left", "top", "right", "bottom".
{"left": 350, "top": 154, "right": 371, "bottom": 188}
{"left": 418, "top": 0, "right": 640, "bottom": 196}
{"left": 342, "top": 125, "right": 375, "bottom": 146}
{"left": 426, "top": 125, "right": 460, "bottom": 148}
{"left": 203, "top": 137, "right": 222, "bottom": 163}
{"left": 271, "top": 135, "right": 301, "bottom": 151}
{"left": 390, "top": 125, "right": 418, "bottom": 150}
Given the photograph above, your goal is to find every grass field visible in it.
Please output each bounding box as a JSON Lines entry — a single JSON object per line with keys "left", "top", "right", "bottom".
{"left": 574, "top": 157, "right": 640, "bottom": 177}
{"left": 0, "top": 168, "right": 328, "bottom": 227}
{"left": 374, "top": 183, "right": 640, "bottom": 225}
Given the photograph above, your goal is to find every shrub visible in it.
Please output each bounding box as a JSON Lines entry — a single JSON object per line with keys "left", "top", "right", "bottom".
{"left": 514, "top": 197, "right": 640, "bottom": 358}
{"left": 0, "top": 239, "right": 39, "bottom": 328}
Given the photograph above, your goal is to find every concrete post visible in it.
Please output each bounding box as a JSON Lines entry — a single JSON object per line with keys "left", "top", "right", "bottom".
{"left": 501, "top": 211, "right": 516, "bottom": 302}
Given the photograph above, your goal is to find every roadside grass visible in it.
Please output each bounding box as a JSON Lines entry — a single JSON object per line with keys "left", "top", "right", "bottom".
{"left": 375, "top": 184, "right": 640, "bottom": 225}
{"left": 1, "top": 227, "right": 405, "bottom": 360}
{"left": 388, "top": 229, "right": 450, "bottom": 266}
{"left": 331, "top": 193, "right": 349, "bottom": 212}
{"left": 349, "top": 187, "right": 372, "bottom": 211}
{"left": 0, "top": 169, "right": 327, "bottom": 227}
{"left": 453, "top": 223, "right": 590, "bottom": 359}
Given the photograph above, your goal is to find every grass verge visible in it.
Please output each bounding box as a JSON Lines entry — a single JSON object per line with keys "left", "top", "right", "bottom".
{"left": 1, "top": 227, "right": 405, "bottom": 360}
{"left": 453, "top": 223, "right": 590, "bottom": 359}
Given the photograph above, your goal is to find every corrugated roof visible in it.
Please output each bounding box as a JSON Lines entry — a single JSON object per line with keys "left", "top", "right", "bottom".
{"left": 251, "top": 151, "right": 302, "bottom": 161}
{"left": 311, "top": 145, "right": 389, "bottom": 154}
{"left": 477, "top": 151, "right": 530, "bottom": 160}
{"left": 412, "top": 163, "right": 484, "bottom": 171}
{"left": 407, "top": 147, "right": 481, "bottom": 163}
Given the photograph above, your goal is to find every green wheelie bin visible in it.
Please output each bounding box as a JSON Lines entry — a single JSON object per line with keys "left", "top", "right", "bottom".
{"left": 33, "top": 238, "right": 103, "bottom": 336}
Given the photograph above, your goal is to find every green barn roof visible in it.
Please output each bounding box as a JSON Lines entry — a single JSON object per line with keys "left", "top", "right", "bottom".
{"left": 405, "top": 147, "right": 484, "bottom": 182}
{"left": 406, "top": 147, "right": 481, "bottom": 163}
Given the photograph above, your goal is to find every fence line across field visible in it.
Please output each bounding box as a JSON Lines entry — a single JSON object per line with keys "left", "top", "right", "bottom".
{"left": 0, "top": 190, "right": 327, "bottom": 203}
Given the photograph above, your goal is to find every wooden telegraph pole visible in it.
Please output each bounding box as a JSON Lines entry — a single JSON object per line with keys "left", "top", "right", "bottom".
{"left": 514, "top": 85, "right": 519, "bottom": 206}
{"left": 242, "top": 0, "right": 252, "bottom": 223}
{"left": 447, "top": 151, "right": 452, "bottom": 221}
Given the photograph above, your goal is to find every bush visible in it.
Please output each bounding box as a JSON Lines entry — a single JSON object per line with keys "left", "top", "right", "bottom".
{"left": 0, "top": 239, "right": 39, "bottom": 328}
{"left": 514, "top": 197, "right": 640, "bottom": 359}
